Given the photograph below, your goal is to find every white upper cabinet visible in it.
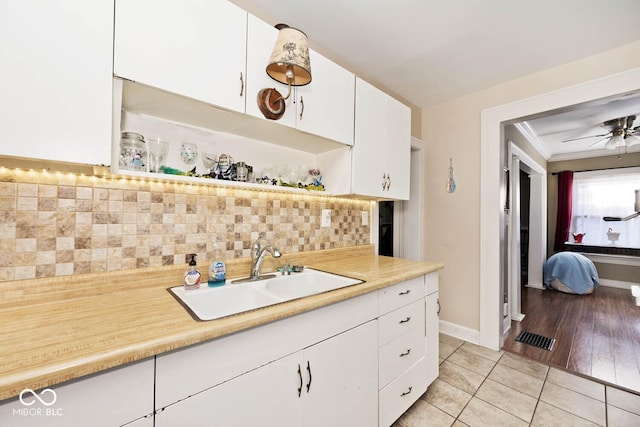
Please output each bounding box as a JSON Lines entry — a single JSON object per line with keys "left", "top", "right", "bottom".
{"left": 114, "top": 0, "right": 247, "bottom": 114}
{"left": 352, "top": 78, "right": 411, "bottom": 199}
{"left": 318, "top": 77, "right": 411, "bottom": 199}
{"left": 296, "top": 50, "right": 355, "bottom": 146}
{"left": 0, "top": 0, "right": 113, "bottom": 165}
{"left": 245, "top": 15, "right": 354, "bottom": 145}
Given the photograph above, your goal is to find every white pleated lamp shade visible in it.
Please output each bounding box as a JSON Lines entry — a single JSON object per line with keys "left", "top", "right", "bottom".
{"left": 266, "top": 24, "right": 312, "bottom": 86}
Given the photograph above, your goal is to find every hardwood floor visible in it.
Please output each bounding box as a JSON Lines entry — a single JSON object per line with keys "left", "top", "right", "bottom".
{"left": 502, "top": 285, "right": 640, "bottom": 394}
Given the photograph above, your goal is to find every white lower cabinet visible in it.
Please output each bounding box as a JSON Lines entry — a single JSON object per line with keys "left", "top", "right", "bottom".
{"left": 156, "top": 320, "right": 377, "bottom": 427}
{"left": 378, "top": 273, "right": 440, "bottom": 427}
{"left": 425, "top": 272, "right": 440, "bottom": 385}
{"left": 0, "top": 358, "right": 154, "bottom": 427}
{"left": 155, "top": 352, "right": 302, "bottom": 427}
{"left": 302, "top": 320, "right": 378, "bottom": 427}
{"left": 154, "top": 291, "right": 378, "bottom": 426}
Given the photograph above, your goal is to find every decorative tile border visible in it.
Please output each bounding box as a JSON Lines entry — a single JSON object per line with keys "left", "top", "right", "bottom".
{"left": 0, "top": 169, "right": 371, "bottom": 281}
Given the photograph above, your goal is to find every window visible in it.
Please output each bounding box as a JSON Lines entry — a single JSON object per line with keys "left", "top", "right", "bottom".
{"left": 571, "top": 167, "right": 640, "bottom": 248}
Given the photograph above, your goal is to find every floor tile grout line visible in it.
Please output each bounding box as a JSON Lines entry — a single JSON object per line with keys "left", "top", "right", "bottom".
{"left": 438, "top": 340, "right": 603, "bottom": 426}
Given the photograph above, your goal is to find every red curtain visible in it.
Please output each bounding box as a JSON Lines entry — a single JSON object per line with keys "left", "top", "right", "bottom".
{"left": 553, "top": 171, "right": 573, "bottom": 252}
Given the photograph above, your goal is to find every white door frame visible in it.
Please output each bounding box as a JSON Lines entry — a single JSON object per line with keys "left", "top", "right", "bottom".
{"left": 399, "top": 138, "right": 424, "bottom": 260}
{"left": 507, "top": 141, "right": 546, "bottom": 323}
{"left": 480, "top": 67, "right": 640, "bottom": 351}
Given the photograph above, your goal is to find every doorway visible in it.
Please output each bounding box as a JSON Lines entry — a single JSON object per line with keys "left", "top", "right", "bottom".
{"left": 480, "top": 67, "right": 640, "bottom": 351}
{"left": 505, "top": 141, "right": 546, "bottom": 328}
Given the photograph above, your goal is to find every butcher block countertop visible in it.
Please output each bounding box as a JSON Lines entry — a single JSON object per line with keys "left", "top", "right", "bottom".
{"left": 0, "top": 245, "right": 443, "bottom": 401}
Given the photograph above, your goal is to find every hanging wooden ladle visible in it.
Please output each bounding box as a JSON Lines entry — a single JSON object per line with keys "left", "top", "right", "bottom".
{"left": 446, "top": 157, "right": 456, "bottom": 193}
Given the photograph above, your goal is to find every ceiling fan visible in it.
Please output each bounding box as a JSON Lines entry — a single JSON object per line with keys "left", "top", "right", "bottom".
{"left": 562, "top": 115, "right": 640, "bottom": 149}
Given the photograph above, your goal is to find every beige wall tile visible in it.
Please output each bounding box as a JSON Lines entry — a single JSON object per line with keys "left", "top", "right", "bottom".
{"left": 0, "top": 170, "right": 370, "bottom": 283}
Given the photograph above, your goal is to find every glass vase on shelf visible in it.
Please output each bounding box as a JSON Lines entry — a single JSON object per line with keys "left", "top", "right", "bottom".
{"left": 180, "top": 142, "right": 198, "bottom": 171}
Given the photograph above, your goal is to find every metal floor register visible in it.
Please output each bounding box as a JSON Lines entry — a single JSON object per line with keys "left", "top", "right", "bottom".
{"left": 515, "top": 330, "right": 556, "bottom": 351}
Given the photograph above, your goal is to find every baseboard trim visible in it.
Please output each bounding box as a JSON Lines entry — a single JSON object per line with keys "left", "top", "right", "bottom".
{"left": 439, "top": 320, "right": 480, "bottom": 345}
{"left": 599, "top": 278, "right": 637, "bottom": 290}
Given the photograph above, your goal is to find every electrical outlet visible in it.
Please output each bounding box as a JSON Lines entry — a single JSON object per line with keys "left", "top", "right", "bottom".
{"left": 362, "top": 211, "right": 369, "bottom": 226}
{"left": 321, "top": 209, "right": 331, "bottom": 227}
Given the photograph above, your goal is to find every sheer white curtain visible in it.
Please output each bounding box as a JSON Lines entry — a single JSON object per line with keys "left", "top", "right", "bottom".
{"left": 571, "top": 168, "right": 640, "bottom": 248}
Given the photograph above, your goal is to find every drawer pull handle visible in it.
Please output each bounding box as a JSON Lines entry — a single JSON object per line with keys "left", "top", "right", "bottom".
{"left": 297, "top": 364, "right": 303, "bottom": 397}
{"left": 399, "top": 316, "right": 411, "bottom": 324}
{"left": 398, "top": 290, "right": 411, "bottom": 295}
{"left": 437, "top": 298, "right": 441, "bottom": 315}
{"left": 239, "top": 72, "right": 244, "bottom": 97}
{"left": 399, "top": 349, "right": 411, "bottom": 357}
{"left": 306, "top": 360, "right": 312, "bottom": 393}
{"left": 401, "top": 386, "right": 413, "bottom": 397}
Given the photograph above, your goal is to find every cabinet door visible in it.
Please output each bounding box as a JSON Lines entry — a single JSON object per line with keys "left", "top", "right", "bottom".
{"left": 0, "top": 358, "right": 154, "bottom": 427}
{"left": 296, "top": 50, "right": 355, "bottom": 146}
{"left": 0, "top": 0, "right": 112, "bottom": 165}
{"left": 352, "top": 78, "right": 411, "bottom": 199}
{"left": 245, "top": 14, "right": 296, "bottom": 128}
{"left": 384, "top": 95, "right": 411, "bottom": 200}
{"left": 155, "top": 352, "right": 303, "bottom": 427}
{"left": 302, "top": 320, "right": 378, "bottom": 427}
{"left": 114, "top": 0, "right": 247, "bottom": 113}
{"left": 425, "top": 291, "right": 440, "bottom": 386}
{"left": 352, "top": 78, "right": 389, "bottom": 198}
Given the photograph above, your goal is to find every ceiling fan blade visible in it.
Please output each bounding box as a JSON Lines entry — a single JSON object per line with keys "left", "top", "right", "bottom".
{"left": 561, "top": 132, "right": 610, "bottom": 143}
{"left": 589, "top": 136, "right": 609, "bottom": 147}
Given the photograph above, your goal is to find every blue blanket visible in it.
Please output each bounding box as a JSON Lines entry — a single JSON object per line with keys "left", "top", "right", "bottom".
{"left": 543, "top": 252, "right": 599, "bottom": 294}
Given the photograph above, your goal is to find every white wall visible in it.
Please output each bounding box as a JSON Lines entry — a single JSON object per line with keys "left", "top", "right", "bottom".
{"left": 422, "top": 40, "right": 640, "bottom": 339}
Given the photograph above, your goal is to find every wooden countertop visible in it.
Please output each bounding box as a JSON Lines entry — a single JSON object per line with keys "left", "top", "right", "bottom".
{"left": 0, "top": 245, "right": 443, "bottom": 401}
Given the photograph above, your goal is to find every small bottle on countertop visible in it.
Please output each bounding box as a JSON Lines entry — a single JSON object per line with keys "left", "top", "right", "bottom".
{"left": 208, "top": 245, "right": 226, "bottom": 287}
{"left": 184, "top": 254, "right": 201, "bottom": 290}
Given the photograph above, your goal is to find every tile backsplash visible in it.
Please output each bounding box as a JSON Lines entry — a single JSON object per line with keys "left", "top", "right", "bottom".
{"left": 0, "top": 168, "right": 371, "bottom": 281}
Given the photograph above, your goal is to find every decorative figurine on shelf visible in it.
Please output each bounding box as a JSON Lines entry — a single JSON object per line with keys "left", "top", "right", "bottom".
{"left": 571, "top": 232, "right": 585, "bottom": 243}
{"left": 307, "top": 168, "right": 324, "bottom": 191}
{"left": 607, "top": 228, "right": 620, "bottom": 245}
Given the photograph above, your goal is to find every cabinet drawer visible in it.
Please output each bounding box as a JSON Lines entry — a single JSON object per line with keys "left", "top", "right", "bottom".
{"left": 425, "top": 272, "right": 439, "bottom": 295}
{"left": 379, "top": 299, "right": 425, "bottom": 346}
{"left": 379, "top": 357, "right": 428, "bottom": 427}
{"left": 378, "top": 325, "right": 425, "bottom": 389}
{"left": 378, "top": 276, "right": 424, "bottom": 315}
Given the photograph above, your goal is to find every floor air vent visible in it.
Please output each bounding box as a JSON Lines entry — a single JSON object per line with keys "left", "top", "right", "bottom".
{"left": 515, "top": 331, "right": 556, "bottom": 351}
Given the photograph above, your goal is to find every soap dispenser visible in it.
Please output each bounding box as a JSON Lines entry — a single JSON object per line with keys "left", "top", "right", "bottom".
{"left": 208, "top": 244, "right": 226, "bottom": 287}
{"left": 184, "top": 254, "right": 201, "bottom": 290}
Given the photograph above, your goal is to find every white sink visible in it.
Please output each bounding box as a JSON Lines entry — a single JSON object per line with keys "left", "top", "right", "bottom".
{"left": 169, "top": 268, "right": 363, "bottom": 321}
{"left": 263, "top": 269, "right": 362, "bottom": 299}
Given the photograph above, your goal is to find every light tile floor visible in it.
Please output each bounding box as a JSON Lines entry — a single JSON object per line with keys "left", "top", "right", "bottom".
{"left": 393, "top": 334, "right": 640, "bottom": 427}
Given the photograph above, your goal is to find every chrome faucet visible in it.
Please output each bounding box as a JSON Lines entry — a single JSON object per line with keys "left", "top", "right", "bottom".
{"left": 250, "top": 236, "right": 282, "bottom": 279}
